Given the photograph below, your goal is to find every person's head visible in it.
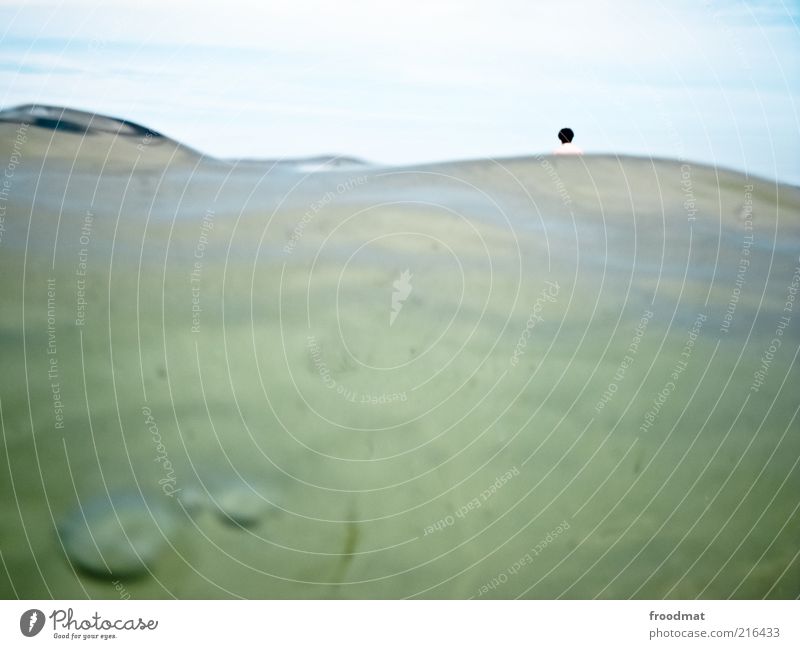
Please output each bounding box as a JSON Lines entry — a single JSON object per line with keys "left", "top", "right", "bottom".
{"left": 558, "top": 128, "right": 574, "bottom": 144}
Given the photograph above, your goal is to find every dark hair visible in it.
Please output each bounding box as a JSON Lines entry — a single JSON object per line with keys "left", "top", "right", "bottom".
{"left": 558, "top": 128, "right": 574, "bottom": 144}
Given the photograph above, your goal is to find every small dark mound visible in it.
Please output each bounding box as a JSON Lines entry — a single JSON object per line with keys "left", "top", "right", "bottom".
{"left": 0, "top": 104, "right": 166, "bottom": 139}
{"left": 29, "top": 116, "right": 91, "bottom": 135}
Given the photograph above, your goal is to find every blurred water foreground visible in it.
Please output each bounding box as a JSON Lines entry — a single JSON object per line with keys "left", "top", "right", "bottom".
{"left": 0, "top": 106, "right": 798, "bottom": 598}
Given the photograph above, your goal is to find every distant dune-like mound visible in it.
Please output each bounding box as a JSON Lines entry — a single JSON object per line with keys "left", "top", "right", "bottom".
{"left": 0, "top": 104, "right": 163, "bottom": 138}
{"left": 0, "top": 104, "right": 377, "bottom": 173}
{"left": 0, "top": 104, "right": 207, "bottom": 169}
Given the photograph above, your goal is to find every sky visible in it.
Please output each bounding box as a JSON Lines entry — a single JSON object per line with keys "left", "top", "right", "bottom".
{"left": 0, "top": 0, "right": 798, "bottom": 183}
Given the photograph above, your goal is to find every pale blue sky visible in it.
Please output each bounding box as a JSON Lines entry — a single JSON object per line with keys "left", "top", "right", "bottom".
{"left": 1, "top": 0, "right": 798, "bottom": 183}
